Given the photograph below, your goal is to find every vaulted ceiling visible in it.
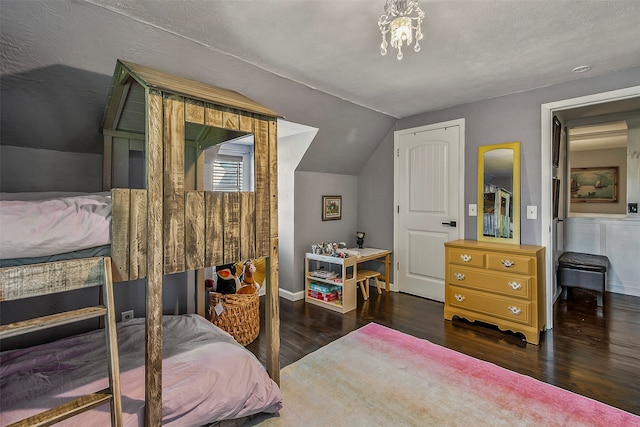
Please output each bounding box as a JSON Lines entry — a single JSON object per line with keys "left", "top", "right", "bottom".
{"left": 2, "top": 1, "right": 640, "bottom": 174}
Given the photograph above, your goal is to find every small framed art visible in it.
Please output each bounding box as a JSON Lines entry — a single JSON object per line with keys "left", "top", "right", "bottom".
{"left": 322, "top": 195, "right": 342, "bottom": 221}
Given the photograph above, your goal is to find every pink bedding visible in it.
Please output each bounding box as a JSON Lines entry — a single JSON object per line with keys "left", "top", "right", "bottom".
{"left": 0, "top": 315, "right": 282, "bottom": 426}
{"left": 0, "top": 192, "right": 111, "bottom": 259}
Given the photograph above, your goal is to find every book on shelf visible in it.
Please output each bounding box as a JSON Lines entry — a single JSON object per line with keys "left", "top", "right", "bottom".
{"left": 309, "top": 270, "right": 339, "bottom": 280}
{"left": 308, "top": 289, "right": 340, "bottom": 302}
{"left": 309, "top": 282, "right": 341, "bottom": 294}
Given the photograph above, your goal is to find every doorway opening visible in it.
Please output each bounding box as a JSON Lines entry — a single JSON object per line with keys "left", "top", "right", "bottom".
{"left": 541, "top": 87, "right": 640, "bottom": 329}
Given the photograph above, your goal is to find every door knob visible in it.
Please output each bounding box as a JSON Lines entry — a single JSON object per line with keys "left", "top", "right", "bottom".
{"left": 441, "top": 221, "right": 457, "bottom": 227}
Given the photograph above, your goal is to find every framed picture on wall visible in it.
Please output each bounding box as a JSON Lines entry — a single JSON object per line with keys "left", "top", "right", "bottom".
{"left": 322, "top": 195, "right": 342, "bottom": 221}
{"left": 552, "top": 115, "right": 562, "bottom": 168}
{"left": 570, "top": 167, "right": 618, "bottom": 203}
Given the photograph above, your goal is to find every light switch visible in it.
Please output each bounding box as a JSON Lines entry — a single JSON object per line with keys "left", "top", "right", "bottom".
{"left": 468, "top": 204, "right": 477, "bottom": 217}
{"left": 527, "top": 205, "right": 537, "bottom": 220}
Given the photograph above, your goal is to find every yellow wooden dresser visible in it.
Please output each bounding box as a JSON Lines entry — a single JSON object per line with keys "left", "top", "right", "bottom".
{"left": 444, "top": 240, "right": 546, "bottom": 344}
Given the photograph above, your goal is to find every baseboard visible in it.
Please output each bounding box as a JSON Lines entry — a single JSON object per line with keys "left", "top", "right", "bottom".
{"left": 608, "top": 281, "right": 640, "bottom": 298}
{"left": 279, "top": 288, "right": 305, "bottom": 301}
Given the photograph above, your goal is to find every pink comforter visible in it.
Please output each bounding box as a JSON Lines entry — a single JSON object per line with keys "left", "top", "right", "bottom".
{"left": 0, "top": 315, "right": 282, "bottom": 426}
{"left": 0, "top": 193, "right": 111, "bottom": 259}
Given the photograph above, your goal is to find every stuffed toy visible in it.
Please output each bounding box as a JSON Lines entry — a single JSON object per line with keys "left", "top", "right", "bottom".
{"left": 215, "top": 263, "right": 240, "bottom": 294}
{"left": 205, "top": 278, "right": 215, "bottom": 293}
{"left": 237, "top": 260, "right": 258, "bottom": 294}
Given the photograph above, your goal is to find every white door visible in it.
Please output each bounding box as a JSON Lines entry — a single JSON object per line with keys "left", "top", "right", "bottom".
{"left": 394, "top": 120, "right": 464, "bottom": 301}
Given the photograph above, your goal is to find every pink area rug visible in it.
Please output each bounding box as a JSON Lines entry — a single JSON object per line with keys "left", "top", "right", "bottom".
{"left": 249, "top": 323, "right": 639, "bottom": 426}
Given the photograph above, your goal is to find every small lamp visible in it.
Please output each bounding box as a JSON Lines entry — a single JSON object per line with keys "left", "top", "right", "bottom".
{"left": 356, "top": 231, "right": 366, "bottom": 249}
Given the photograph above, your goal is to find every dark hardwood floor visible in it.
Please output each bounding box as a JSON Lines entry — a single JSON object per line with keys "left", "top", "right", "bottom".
{"left": 246, "top": 287, "right": 640, "bottom": 416}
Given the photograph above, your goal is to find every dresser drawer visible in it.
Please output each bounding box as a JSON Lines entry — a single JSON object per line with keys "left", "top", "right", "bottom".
{"left": 486, "top": 253, "right": 533, "bottom": 275}
{"left": 448, "top": 266, "right": 532, "bottom": 299}
{"left": 447, "top": 286, "right": 532, "bottom": 325}
{"left": 448, "top": 248, "right": 485, "bottom": 268}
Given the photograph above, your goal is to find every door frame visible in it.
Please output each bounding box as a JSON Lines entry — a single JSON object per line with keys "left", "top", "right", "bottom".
{"left": 540, "top": 85, "right": 640, "bottom": 329}
{"left": 393, "top": 118, "right": 466, "bottom": 292}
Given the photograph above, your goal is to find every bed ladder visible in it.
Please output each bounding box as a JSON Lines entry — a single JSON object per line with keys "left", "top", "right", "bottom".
{"left": 0, "top": 257, "right": 123, "bottom": 427}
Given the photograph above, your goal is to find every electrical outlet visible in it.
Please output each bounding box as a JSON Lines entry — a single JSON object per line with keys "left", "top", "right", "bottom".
{"left": 629, "top": 203, "right": 638, "bottom": 214}
{"left": 121, "top": 310, "right": 134, "bottom": 322}
{"left": 468, "top": 204, "right": 477, "bottom": 217}
{"left": 526, "top": 205, "right": 537, "bottom": 220}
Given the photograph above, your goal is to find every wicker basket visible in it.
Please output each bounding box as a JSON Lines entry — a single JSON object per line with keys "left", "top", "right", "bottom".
{"left": 208, "top": 291, "right": 259, "bottom": 346}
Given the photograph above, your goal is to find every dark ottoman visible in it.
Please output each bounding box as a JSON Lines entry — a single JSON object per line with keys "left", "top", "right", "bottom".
{"left": 558, "top": 252, "right": 609, "bottom": 307}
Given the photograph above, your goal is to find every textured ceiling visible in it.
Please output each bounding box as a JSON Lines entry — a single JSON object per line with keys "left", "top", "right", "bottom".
{"left": 1, "top": 0, "right": 640, "bottom": 173}
{"left": 85, "top": 0, "right": 640, "bottom": 118}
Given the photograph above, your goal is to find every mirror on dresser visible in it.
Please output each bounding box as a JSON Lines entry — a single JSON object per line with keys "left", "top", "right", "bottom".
{"left": 477, "top": 141, "right": 521, "bottom": 244}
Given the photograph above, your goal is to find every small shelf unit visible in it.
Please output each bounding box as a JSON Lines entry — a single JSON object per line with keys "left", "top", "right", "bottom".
{"left": 305, "top": 252, "right": 357, "bottom": 313}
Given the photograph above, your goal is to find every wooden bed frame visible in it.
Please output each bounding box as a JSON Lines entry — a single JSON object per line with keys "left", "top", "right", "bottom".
{"left": 0, "top": 60, "right": 281, "bottom": 426}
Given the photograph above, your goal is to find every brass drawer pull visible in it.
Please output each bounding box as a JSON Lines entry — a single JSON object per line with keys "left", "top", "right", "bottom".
{"left": 508, "top": 281, "right": 522, "bottom": 290}
{"left": 454, "top": 272, "right": 465, "bottom": 281}
{"left": 501, "top": 259, "right": 515, "bottom": 268}
{"left": 460, "top": 254, "right": 472, "bottom": 262}
{"left": 454, "top": 294, "right": 466, "bottom": 302}
{"left": 508, "top": 306, "right": 522, "bottom": 315}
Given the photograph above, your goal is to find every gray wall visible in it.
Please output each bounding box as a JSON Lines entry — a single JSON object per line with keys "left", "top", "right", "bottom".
{"left": 292, "top": 171, "right": 358, "bottom": 295}
{"left": 358, "top": 66, "right": 640, "bottom": 267}
{"left": 1, "top": 146, "right": 102, "bottom": 192}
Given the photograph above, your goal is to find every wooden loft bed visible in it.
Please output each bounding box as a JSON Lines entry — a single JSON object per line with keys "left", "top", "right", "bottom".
{"left": 101, "top": 60, "right": 282, "bottom": 425}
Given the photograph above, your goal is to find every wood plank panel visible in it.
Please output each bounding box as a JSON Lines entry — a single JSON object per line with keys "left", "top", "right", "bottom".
{"left": 205, "top": 103, "right": 223, "bottom": 128}
{"left": 196, "top": 150, "right": 206, "bottom": 317}
{"left": 111, "top": 189, "right": 130, "bottom": 282}
{"left": 269, "top": 119, "right": 279, "bottom": 238}
{"left": 129, "top": 189, "right": 147, "bottom": 280}
{"left": 223, "top": 192, "right": 241, "bottom": 264}
{"left": 205, "top": 191, "right": 224, "bottom": 267}
{"left": 222, "top": 107, "right": 240, "bottom": 130}
{"left": 240, "top": 192, "right": 256, "bottom": 261}
{"left": 164, "top": 193, "right": 186, "bottom": 274}
{"left": 239, "top": 111, "right": 254, "bottom": 133}
{"left": 163, "top": 94, "right": 186, "bottom": 274}
{"left": 266, "top": 237, "right": 280, "bottom": 384}
{"left": 163, "top": 94, "right": 185, "bottom": 194}
{"left": 254, "top": 117, "right": 270, "bottom": 258}
{"left": 0, "top": 257, "right": 108, "bottom": 301}
{"left": 185, "top": 98, "right": 205, "bottom": 124}
{"left": 266, "top": 117, "right": 280, "bottom": 384}
{"left": 185, "top": 191, "right": 205, "bottom": 270}
{"left": 145, "top": 89, "right": 164, "bottom": 427}
{"left": 102, "top": 256, "right": 123, "bottom": 426}
{"left": 0, "top": 306, "right": 106, "bottom": 339}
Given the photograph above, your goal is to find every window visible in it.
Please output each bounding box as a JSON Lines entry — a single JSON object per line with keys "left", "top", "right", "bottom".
{"left": 212, "top": 155, "right": 243, "bottom": 191}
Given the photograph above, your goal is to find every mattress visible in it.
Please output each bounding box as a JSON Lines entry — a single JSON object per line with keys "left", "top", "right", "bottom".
{"left": 0, "top": 315, "right": 283, "bottom": 426}
{"left": 0, "top": 192, "right": 112, "bottom": 260}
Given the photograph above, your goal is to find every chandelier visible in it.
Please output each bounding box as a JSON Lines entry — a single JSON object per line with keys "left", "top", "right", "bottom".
{"left": 378, "top": 0, "right": 425, "bottom": 60}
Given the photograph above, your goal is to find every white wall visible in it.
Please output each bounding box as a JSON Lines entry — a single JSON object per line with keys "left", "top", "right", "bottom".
{"left": 277, "top": 130, "right": 315, "bottom": 296}
{"left": 564, "top": 217, "right": 640, "bottom": 297}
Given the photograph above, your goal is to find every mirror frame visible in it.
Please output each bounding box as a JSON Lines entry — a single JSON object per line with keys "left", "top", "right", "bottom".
{"left": 477, "top": 141, "right": 521, "bottom": 244}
